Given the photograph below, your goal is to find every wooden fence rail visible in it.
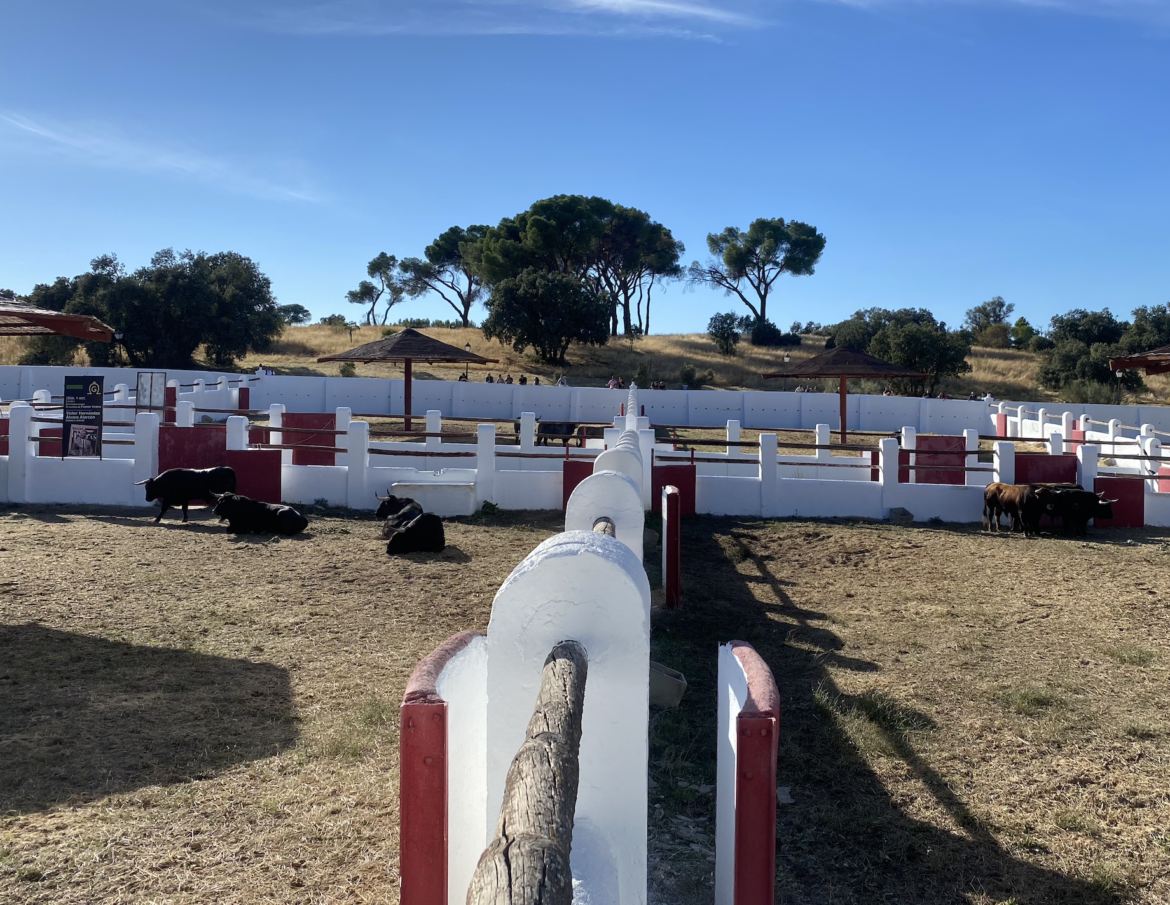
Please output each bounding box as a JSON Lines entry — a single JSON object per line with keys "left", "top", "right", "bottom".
{"left": 467, "top": 641, "right": 588, "bottom": 905}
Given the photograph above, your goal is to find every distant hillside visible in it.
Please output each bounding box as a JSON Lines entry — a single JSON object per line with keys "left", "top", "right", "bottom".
{"left": 4, "top": 325, "right": 1169, "bottom": 404}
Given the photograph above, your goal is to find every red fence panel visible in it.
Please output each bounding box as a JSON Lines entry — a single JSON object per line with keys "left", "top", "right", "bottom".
{"left": 562, "top": 458, "right": 594, "bottom": 509}
{"left": 1159, "top": 467, "right": 1170, "bottom": 494}
{"left": 1068, "top": 428, "right": 1086, "bottom": 453}
{"left": 0, "top": 418, "right": 8, "bottom": 456}
{"left": 37, "top": 427, "right": 62, "bottom": 458}
{"left": 662, "top": 485, "right": 682, "bottom": 609}
{"left": 1016, "top": 452, "right": 1077, "bottom": 486}
{"left": 238, "top": 387, "right": 250, "bottom": 410}
{"left": 282, "top": 413, "right": 336, "bottom": 466}
{"left": 898, "top": 449, "right": 910, "bottom": 483}
{"left": 1094, "top": 476, "right": 1145, "bottom": 528}
{"left": 913, "top": 435, "right": 966, "bottom": 485}
{"left": 225, "top": 449, "right": 281, "bottom": 504}
{"left": 652, "top": 464, "right": 696, "bottom": 515}
{"left": 996, "top": 413, "right": 1008, "bottom": 437}
{"left": 164, "top": 386, "right": 176, "bottom": 424}
{"left": 158, "top": 424, "right": 227, "bottom": 472}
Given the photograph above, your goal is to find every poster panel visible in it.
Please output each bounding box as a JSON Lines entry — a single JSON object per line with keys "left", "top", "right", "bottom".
{"left": 62, "top": 375, "right": 104, "bottom": 458}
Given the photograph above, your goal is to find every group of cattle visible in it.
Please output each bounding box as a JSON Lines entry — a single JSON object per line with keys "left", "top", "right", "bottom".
{"left": 137, "top": 466, "right": 444, "bottom": 553}
{"left": 137, "top": 467, "right": 310, "bottom": 535}
{"left": 983, "top": 482, "right": 1116, "bottom": 537}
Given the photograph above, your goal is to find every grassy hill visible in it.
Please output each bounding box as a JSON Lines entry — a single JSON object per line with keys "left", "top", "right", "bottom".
{"left": 5, "top": 324, "right": 1170, "bottom": 404}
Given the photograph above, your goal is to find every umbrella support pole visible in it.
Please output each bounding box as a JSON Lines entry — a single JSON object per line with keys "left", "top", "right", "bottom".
{"left": 839, "top": 375, "right": 847, "bottom": 445}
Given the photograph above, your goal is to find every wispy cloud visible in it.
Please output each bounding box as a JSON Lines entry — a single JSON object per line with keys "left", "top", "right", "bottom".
{"left": 228, "top": 0, "right": 759, "bottom": 39}
{"left": 0, "top": 113, "right": 323, "bottom": 203}
{"left": 811, "top": 0, "right": 1170, "bottom": 26}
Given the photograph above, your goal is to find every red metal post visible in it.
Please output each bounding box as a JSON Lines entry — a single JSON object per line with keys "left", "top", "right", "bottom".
{"left": 663, "top": 485, "right": 682, "bottom": 609}
{"left": 734, "top": 711, "right": 778, "bottom": 905}
{"left": 404, "top": 358, "right": 413, "bottom": 432}
{"left": 400, "top": 700, "right": 448, "bottom": 905}
{"left": 164, "top": 385, "right": 176, "bottom": 424}
{"left": 839, "top": 375, "right": 847, "bottom": 445}
{"left": 238, "top": 386, "right": 250, "bottom": 411}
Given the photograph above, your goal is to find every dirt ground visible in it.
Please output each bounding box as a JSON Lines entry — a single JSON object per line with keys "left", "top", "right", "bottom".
{"left": 1, "top": 505, "right": 1168, "bottom": 904}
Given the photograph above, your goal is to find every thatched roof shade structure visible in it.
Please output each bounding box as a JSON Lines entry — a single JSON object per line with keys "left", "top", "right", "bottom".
{"left": 1109, "top": 344, "right": 1170, "bottom": 377}
{"left": 0, "top": 299, "right": 114, "bottom": 343}
{"left": 762, "top": 346, "right": 927, "bottom": 442}
{"left": 318, "top": 328, "right": 498, "bottom": 429}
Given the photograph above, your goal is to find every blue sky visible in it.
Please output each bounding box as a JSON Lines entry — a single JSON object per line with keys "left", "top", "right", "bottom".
{"left": 1, "top": 0, "right": 1167, "bottom": 335}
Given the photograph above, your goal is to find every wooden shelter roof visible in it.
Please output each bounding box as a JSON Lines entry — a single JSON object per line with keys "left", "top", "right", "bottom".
{"left": 762, "top": 345, "right": 926, "bottom": 379}
{"left": 317, "top": 328, "right": 498, "bottom": 365}
{"left": 1109, "top": 345, "right": 1170, "bottom": 377}
{"left": 0, "top": 299, "right": 114, "bottom": 342}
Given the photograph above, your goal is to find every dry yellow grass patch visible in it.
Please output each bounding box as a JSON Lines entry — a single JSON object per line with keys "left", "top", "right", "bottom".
{"left": 4, "top": 324, "right": 1170, "bottom": 405}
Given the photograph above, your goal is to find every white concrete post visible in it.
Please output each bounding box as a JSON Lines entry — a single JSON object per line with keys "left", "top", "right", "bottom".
{"left": 1079, "top": 414, "right": 1090, "bottom": 432}
{"left": 226, "top": 415, "right": 248, "bottom": 451}
{"left": 964, "top": 429, "right": 979, "bottom": 486}
{"left": 476, "top": 424, "right": 496, "bottom": 505}
{"left": 726, "top": 420, "right": 741, "bottom": 458}
{"left": 114, "top": 383, "right": 129, "bottom": 403}
{"left": 6, "top": 403, "right": 33, "bottom": 503}
{"left": 901, "top": 426, "right": 917, "bottom": 484}
{"left": 1061, "top": 411, "right": 1075, "bottom": 439}
{"left": 1077, "top": 444, "right": 1098, "bottom": 493}
{"left": 268, "top": 403, "right": 290, "bottom": 465}
{"left": 603, "top": 427, "right": 621, "bottom": 450}
{"left": 193, "top": 379, "right": 205, "bottom": 395}
{"left": 1143, "top": 437, "right": 1162, "bottom": 490}
{"left": 638, "top": 428, "right": 656, "bottom": 509}
{"left": 815, "top": 423, "right": 831, "bottom": 463}
{"left": 878, "top": 437, "right": 901, "bottom": 516}
{"left": 993, "top": 441, "right": 1015, "bottom": 486}
{"left": 32, "top": 389, "right": 51, "bottom": 405}
{"left": 217, "top": 376, "right": 229, "bottom": 393}
{"left": 759, "top": 433, "right": 778, "bottom": 516}
{"left": 1109, "top": 418, "right": 1121, "bottom": 441}
{"left": 425, "top": 409, "right": 442, "bottom": 452}
{"left": 132, "top": 411, "right": 160, "bottom": 487}
{"left": 176, "top": 400, "right": 195, "bottom": 427}
{"left": 520, "top": 412, "right": 536, "bottom": 454}
{"left": 1048, "top": 432, "right": 1064, "bottom": 456}
{"left": 1142, "top": 423, "right": 1154, "bottom": 439}
{"left": 345, "top": 419, "right": 370, "bottom": 509}
{"left": 335, "top": 406, "right": 352, "bottom": 467}
{"left": 1037, "top": 408, "right": 1048, "bottom": 441}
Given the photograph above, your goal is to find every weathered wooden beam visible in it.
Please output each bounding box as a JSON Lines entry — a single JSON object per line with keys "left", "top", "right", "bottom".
{"left": 466, "top": 640, "right": 588, "bottom": 905}
{"left": 592, "top": 516, "right": 616, "bottom": 537}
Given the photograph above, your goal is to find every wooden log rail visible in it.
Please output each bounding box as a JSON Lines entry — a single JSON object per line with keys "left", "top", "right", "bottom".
{"left": 467, "top": 641, "right": 588, "bottom": 905}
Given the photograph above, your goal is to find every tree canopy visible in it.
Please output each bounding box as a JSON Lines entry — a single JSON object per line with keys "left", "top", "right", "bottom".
{"left": 687, "top": 217, "right": 826, "bottom": 324}
{"left": 481, "top": 268, "right": 608, "bottom": 364}
{"left": 470, "top": 195, "right": 683, "bottom": 337}
{"left": 347, "top": 252, "right": 408, "bottom": 325}
{"left": 398, "top": 225, "right": 488, "bottom": 327}
{"left": 19, "top": 250, "right": 282, "bottom": 369}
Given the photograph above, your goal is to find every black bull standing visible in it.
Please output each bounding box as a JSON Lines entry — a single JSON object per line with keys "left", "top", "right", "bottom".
{"left": 135, "top": 466, "right": 237, "bottom": 523}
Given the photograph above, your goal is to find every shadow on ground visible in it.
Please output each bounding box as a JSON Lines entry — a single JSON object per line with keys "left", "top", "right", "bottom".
{"left": 0, "top": 624, "right": 297, "bottom": 814}
{"left": 648, "top": 516, "right": 1126, "bottom": 905}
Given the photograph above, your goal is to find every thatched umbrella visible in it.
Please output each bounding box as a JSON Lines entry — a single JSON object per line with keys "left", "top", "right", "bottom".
{"left": 0, "top": 299, "right": 114, "bottom": 343}
{"left": 317, "top": 328, "right": 498, "bottom": 429}
{"left": 762, "top": 346, "right": 927, "bottom": 443}
{"left": 1109, "top": 344, "right": 1170, "bottom": 377}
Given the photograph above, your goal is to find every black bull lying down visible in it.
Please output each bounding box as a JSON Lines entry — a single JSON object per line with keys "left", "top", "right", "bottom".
{"left": 375, "top": 492, "right": 445, "bottom": 554}
{"left": 212, "top": 493, "right": 309, "bottom": 535}
{"left": 135, "top": 466, "right": 237, "bottom": 523}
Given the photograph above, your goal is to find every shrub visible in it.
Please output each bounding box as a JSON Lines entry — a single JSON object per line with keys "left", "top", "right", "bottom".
{"left": 399, "top": 317, "right": 431, "bottom": 328}
{"left": 338, "top": 362, "right": 357, "bottom": 378}
{"left": 679, "top": 363, "right": 696, "bottom": 386}
{"left": 976, "top": 323, "right": 1012, "bottom": 348}
{"left": 381, "top": 327, "right": 398, "bottom": 337}
{"left": 707, "top": 312, "right": 741, "bottom": 355}
{"left": 319, "top": 314, "right": 348, "bottom": 330}
{"left": 634, "top": 360, "right": 651, "bottom": 388}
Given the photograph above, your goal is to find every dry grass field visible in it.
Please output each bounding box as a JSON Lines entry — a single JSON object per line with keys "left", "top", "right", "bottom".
{"left": 2, "top": 504, "right": 1168, "bottom": 904}
{"left": 6, "top": 324, "right": 1170, "bottom": 404}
